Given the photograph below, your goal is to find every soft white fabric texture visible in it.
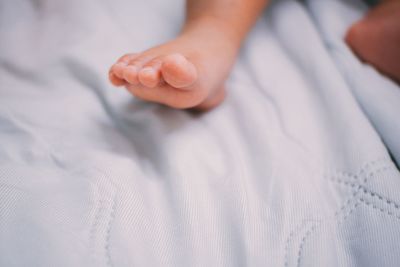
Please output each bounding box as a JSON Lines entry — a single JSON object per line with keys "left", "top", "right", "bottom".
{"left": 0, "top": 0, "right": 399, "bottom": 266}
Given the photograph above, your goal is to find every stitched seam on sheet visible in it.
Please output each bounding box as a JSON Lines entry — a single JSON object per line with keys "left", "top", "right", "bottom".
{"left": 105, "top": 192, "right": 116, "bottom": 267}
{"left": 328, "top": 177, "right": 360, "bottom": 188}
{"left": 284, "top": 221, "right": 307, "bottom": 267}
{"left": 293, "top": 163, "right": 393, "bottom": 266}
{"left": 90, "top": 167, "right": 117, "bottom": 267}
{"left": 296, "top": 223, "right": 318, "bottom": 267}
{"left": 325, "top": 157, "right": 389, "bottom": 182}
{"left": 325, "top": 157, "right": 390, "bottom": 183}
{"left": 361, "top": 188, "right": 400, "bottom": 209}
{"left": 329, "top": 165, "right": 395, "bottom": 222}
{"left": 359, "top": 198, "right": 400, "bottom": 220}
{"left": 357, "top": 158, "right": 390, "bottom": 180}
{"left": 333, "top": 186, "right": 361, "bottom": 221}
{"left": 327, "top": 158, "right": 395, "bottom": 224}
{"left": 341, "top": 166, "right": 393, "bottom": 222}
{"left": 325, "top": 158, "right": 392, "bottom": 221}
{"left": 337, "top": 166, "right": 395, "bottom": 223}
{"left": 89, "top": 188, "right": 103, "bottom": 256}
{"left": 341, "top": 198, "right": 362, "bottom": 222}
{"left": 285, "top": 158, "right": 392, "bottom": 266}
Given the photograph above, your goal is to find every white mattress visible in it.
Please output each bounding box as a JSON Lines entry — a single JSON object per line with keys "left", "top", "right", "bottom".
{"left": 0, "top": 0, "right": 400, "bottom": 266}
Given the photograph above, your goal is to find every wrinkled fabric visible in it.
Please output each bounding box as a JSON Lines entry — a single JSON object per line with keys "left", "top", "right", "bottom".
{"left": 0, "top": 0, "right": 399, "bottom": 266}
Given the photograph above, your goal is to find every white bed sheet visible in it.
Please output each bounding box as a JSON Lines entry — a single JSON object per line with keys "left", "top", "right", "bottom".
{"left": 0, "top": 0, "right": 399, "bottom": 266}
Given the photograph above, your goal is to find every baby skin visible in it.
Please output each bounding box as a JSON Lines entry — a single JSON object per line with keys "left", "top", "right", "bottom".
{"left": 346, "top": 0, "right": 400, "bottom": 83}
{"left": 109, "top": 0, "right": 400, "bottom": 111}
{"left": 108, "top": 0, "right": 269, "bottom": 111}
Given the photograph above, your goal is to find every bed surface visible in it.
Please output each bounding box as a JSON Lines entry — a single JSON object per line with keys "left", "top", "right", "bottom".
{"left": 1, "top": 0, "right": 400, "bottom": 266}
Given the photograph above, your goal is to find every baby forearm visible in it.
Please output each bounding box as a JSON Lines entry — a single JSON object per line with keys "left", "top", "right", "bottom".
{"left": 183, "top": 0, "right": 270, "bottom": 44}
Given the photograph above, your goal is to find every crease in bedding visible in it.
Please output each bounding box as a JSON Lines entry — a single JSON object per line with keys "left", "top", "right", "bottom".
{"left": 0, "top": 0, "right": 399, "bottom": 266}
